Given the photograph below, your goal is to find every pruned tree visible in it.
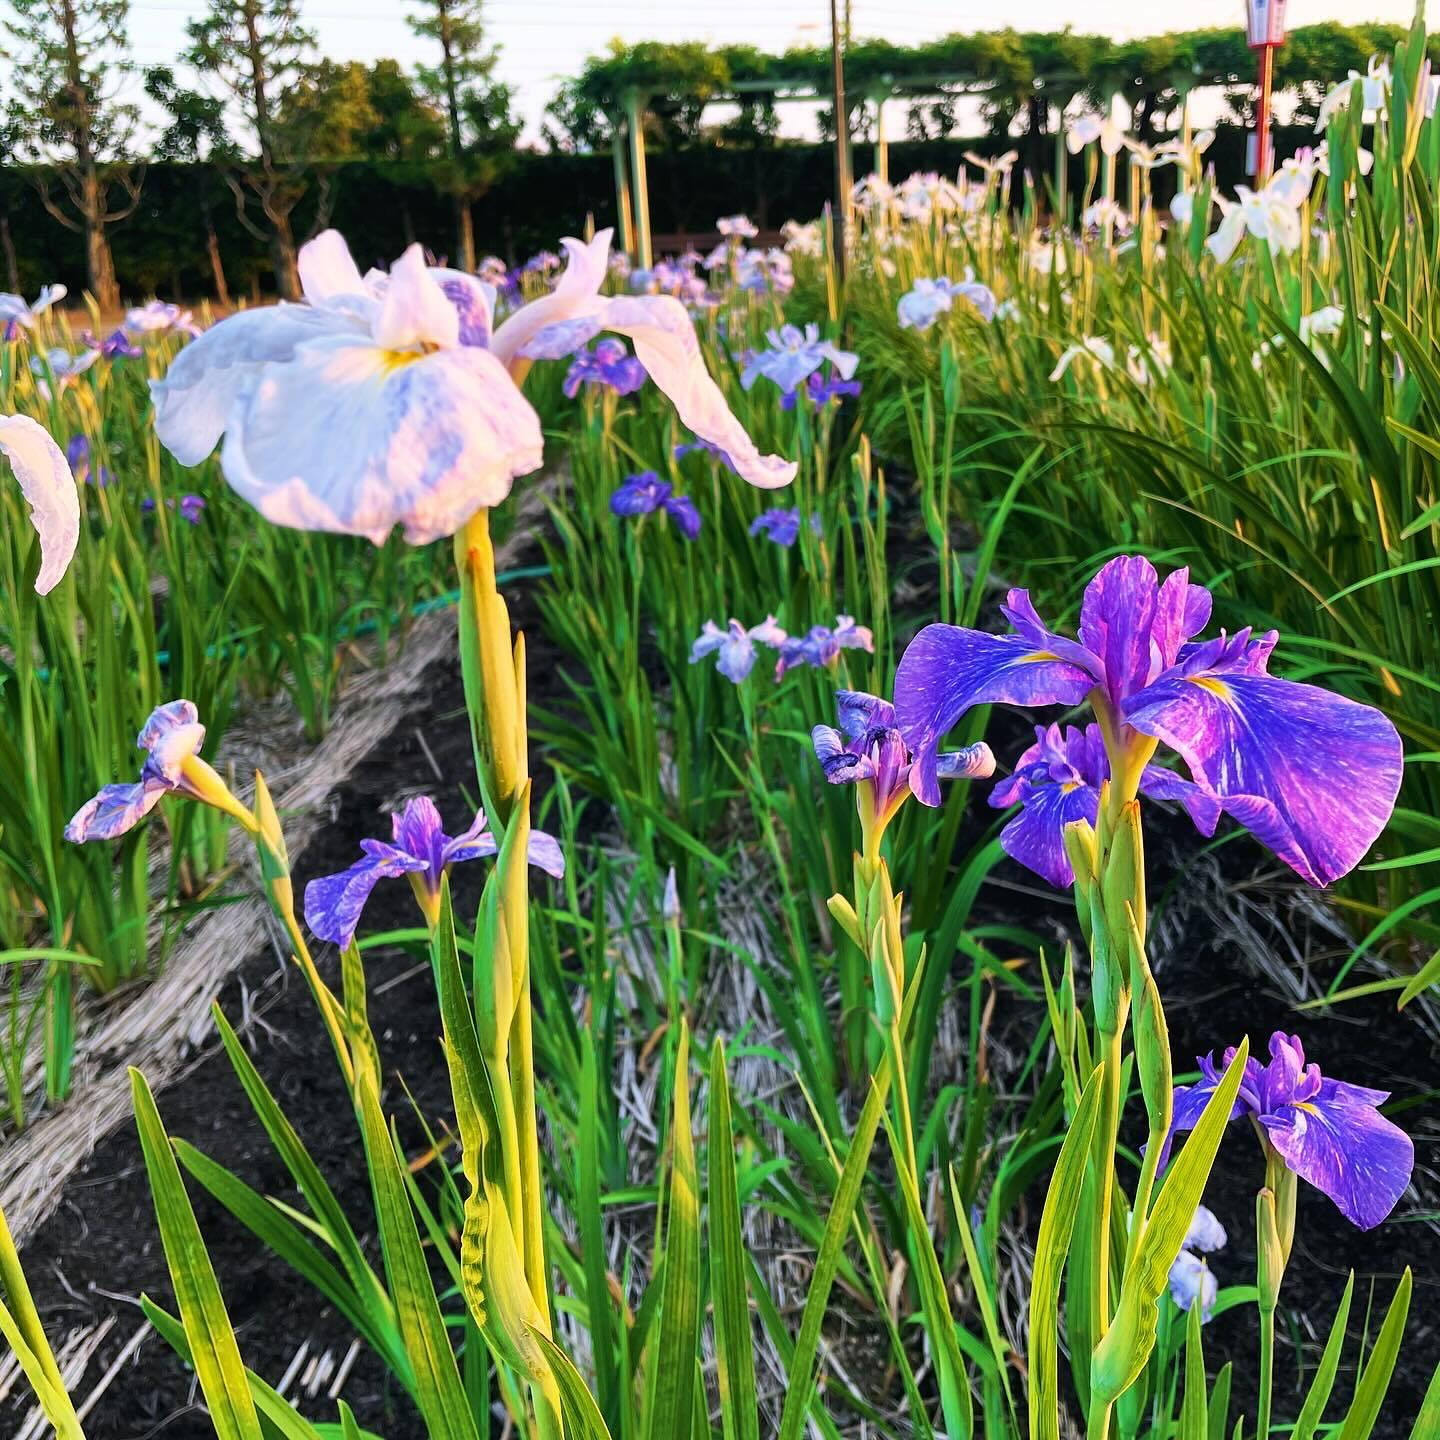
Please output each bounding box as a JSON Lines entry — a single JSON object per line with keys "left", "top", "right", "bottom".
{"left": 4, "top": 0, "right": 142, "bottom": 309}
{"left": 407, "top": 0, "right": 520, "bottom": 271}
{"left": 183, "top": 0, "right": 322, "bottom": 298}
{"left": 144, "top": 66, "right": 235, "bottom": 305}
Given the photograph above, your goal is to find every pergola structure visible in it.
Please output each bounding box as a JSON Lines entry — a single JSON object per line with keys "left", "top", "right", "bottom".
{"left": 569, "top": 22, "right": 1412, "bottom": 265}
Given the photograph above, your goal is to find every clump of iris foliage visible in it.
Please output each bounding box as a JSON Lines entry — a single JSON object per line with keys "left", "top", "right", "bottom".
{"left": 0, "top": 12, "right": 1438, "bottom": 1440}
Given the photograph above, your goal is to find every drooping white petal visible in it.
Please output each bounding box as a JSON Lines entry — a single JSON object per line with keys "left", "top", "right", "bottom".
{"left": 151, "top": 304, "right": 359, "bottom": 465}
{"left": 220, "top": 336, "right": 543, "bottom": 544}
{"left": 0, "top": 413, "right": 81, "bottom": 594}
{"left": 490, "top": 231, "right": 612, "bottom": 366}
{"left": 597, "top": 295, "right": 797, "bottom": 489}
{"left": 298, "top": 229, "right": 368, "bottom": 302}
{"left": 374, "top": 245, "right": 461, "bottom": 352}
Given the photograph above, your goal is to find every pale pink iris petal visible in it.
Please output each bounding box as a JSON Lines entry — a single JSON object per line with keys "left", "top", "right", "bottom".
{"left": 490, "top": 231, "right": 612, "bottom": 367}
{"left": 374, "top": 245, "right": 460, "bottom": 352}
{"left": 151, "top": 304, "right": 355, "bottom": 465}
{"left": 600, "top": 295, "right": 797, "bottom": 489}
{"left": 220, "top": 336, "right": 543, "bottom": 544}
{"left": 298, "top": 229, "right": 368, "bottom": 301}
{"left": 0, "top": 414, "right": 80, "bottom": 594}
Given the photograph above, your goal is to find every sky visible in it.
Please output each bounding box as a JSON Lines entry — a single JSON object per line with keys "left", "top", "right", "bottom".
{"left": 31, "top": 0, "right": 1431, "bottom": 147}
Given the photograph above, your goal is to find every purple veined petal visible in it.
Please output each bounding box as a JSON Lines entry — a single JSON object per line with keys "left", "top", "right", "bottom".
{"left": 0, "top": 413, "right": 81, "bottom": 595}
{"left": 894, "top": 624, "right": 1096, "bottom": 806}
{"left": 393, "top": 796, "right": 448, "bottom": 879}
{"left": 64, "top": 778, "right": 169, "bottom": 842}
{"left": 933, "top": 742, "right": 997, "bottom": 781}
{"left": 374, "top": 245, "right": 461, "bottom": 352}
{"left": 993, "top": 770, "right": 1100, "bottom": 889}
{"left": 1150, "top": 565, "right": 1213, "bottom": 673}
{"left": 833, "top": 616, "right": 873, "bottom": 652}
{"left": 662, "top": 494, "right": 702, "bottom": 539}
{"left": 1079, "top": 554, "right": 1165, "bottom": 707}
{"left": 138, "top": 699, "right": 202, "bottom": 754}
{"left": 591, "top": 294, "right": 797, "bottom": 490}
{"left": 998, "top": 590, "right": 1100, "bottom": 675}
{"left": 430, "top": 269, "right": 495, "bottom": 348}
{"left": 1139, "top": 763, "right": 1223, "bottom": 836}
{"left": 611, "top": 472, "right": 669, "bottom": 517}
{"left": 1259, "top": 1077, "right": 1415, "bottom": 1229}
{"left": 1123, "top": 653, "right": 1404, "bottom": 886}
{"left": 491, "top": 232, "right": 612, "bottom": 367}
{"left": 811, "top": 724, "right": 877, "bottom": 784}
{"left": 525, "top": 829, "right": 567, "bottom": 880}
{"left": 1155, "top": 1072, "right": 1228, "bottom": 1172}
{"left": 304, "top": 848, "right": 430, "bottom": 947}
{"left": 297, "top": 229, "right": 368, "bottom": 302}
{"left": 835, "top": 689, "right": 895, "bottom": 739}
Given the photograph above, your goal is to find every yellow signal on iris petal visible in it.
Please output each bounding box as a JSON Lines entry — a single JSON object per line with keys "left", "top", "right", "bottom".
{"left": 1018, "top": 650, "right": 1060, "bottom": 664}
{"left": 1190, "top": 675, "right": 1236, "bottom": 703}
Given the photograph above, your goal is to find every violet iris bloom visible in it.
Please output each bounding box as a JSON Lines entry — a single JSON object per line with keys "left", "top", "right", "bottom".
{"left": 813, "top": 690, "right": 994, "bottom": 815}
{"left": 750, "top": 507, "right": 821, "bottom": 548}
{"left": 776, "top": 616, "right": 873, "bottom": 678}
{"left": 609, "top": 471, "right": 701, "bottom": 539}
{"left": 179, "top": 494, "right": 206, "bottom": 525}
{"left": 90, "top": 328, "right": 143, "bottom": 360}
{"left": 894, "top": 555, "right": 1403, "bottom": 887}
{"left": 741, "top": 323, "right": 859, "bottom": 396}
{"left": 304, "top": 795, "right": 564, "bottom": 948}
{"left": 67, "top": 434, "right": 112, "bottom": 488}
{"left": 1162, "top": 1032, "right": 1413, "bottom": 1231}
{"left": 563, "top": 338, "right": 647, "bottom": 398}
{"left": 781, "top": 370, "right": 862, "bottom": 411}
{"left": 990, "top": 722, "right": 1220, "bottom": 888}
{"left": 66, "top": 701, "right": 211, "bottom": 842}
{"left": 690, "top": 617, "right": 787, "bottom": 683}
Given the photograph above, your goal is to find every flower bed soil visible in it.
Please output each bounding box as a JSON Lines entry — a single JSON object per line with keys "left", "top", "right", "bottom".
{"left": 4, "top": 573, "right": 1437, "bottom": 1437}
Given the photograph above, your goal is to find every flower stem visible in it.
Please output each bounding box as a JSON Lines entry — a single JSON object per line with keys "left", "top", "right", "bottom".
{"left": 1257, "top": 1306, "right": 1275, "bottom": 1439}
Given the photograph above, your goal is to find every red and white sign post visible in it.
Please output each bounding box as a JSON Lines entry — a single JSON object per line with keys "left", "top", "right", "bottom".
{"left": 1246, "top": 0, "right": 1289, "bottom": 183}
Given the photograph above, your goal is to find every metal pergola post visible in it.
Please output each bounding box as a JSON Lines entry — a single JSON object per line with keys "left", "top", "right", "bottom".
{"left": 610, "top": 122, "right": 636, "bottom": 259}
{"left": 829, "top": 0, "right": 852, "bottom": 283}
{"left": 625, "top": 88, "right": 653, "bottom": 270}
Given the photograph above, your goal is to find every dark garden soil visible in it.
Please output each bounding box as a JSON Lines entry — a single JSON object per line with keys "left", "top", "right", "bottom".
{"left": 5, "top": 495, "right": 1438, "bottom": 1437}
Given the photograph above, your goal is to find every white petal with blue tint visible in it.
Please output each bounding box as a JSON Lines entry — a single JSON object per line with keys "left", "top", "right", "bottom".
{"left": 0, "top": 413, "right": 80, "bottom": 594}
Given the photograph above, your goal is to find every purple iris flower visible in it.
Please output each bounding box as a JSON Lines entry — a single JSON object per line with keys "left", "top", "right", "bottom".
{"left": 741, "top": 323, "right": 859, "bottom": 396}
{"left": 1162, "top": 1033, "right": 1414, "bottom": 1231}
{"left": 65, "top": 701, "right": 210, "bottom": 842}
{"left": 178, "top": 494, "right": 206, "bottom": 525}
{"left": 750, "top": 507, "right": 822, "bottom": 548}
{"left": 989, "top": 722, "right": 1221, "bottom": 888}
{"left": 690, "top": 616, "right": 787, "bottom": 683}
{"left": 88, "top": 328, "right": 142, "bottom": 360}
{"left": 813, "top": 690, "right": 994, "bottom": 813}
{"left": 609, "top": 471, "right": 701, "bottom": 539}
{"left": 304, "top": 795, "right": 564, "bottom": 948}
{"left": 894, "top": 555, "right": 1403, "bottom": 887}
{"left": 781, "top": 370, "right": 863, "bottom": 411}
{"left": 776, "top": 615, "right": 873, "bottom": 678}
{"left": 67, "top": 434, "right": 112, "bottom": 488}
{"left": 563, "top": 338, "right": 647, "bottom": 398}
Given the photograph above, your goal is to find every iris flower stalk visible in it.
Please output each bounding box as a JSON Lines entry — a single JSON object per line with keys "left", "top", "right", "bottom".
{"left": 812, "top": 690, "right": 993, "bottom": 1435}
{"left": 893, "top": 555, "right": 1402, "bottom": 1438}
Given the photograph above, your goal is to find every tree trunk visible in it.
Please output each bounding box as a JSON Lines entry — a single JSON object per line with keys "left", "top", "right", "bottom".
{"left": 206, "top": 219, "right": 232, "bottom": 308}
{"left": 0, "top": 214, "right": 18, "bottom": 293}
{"left": 454, "top": 193, "right": 475, "bottom": 272}
{"left": 270, "top": 211, "right": 300, "bottom": 300}
{"left": 83, "top": 168, "right": 120, "bottom": 312}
